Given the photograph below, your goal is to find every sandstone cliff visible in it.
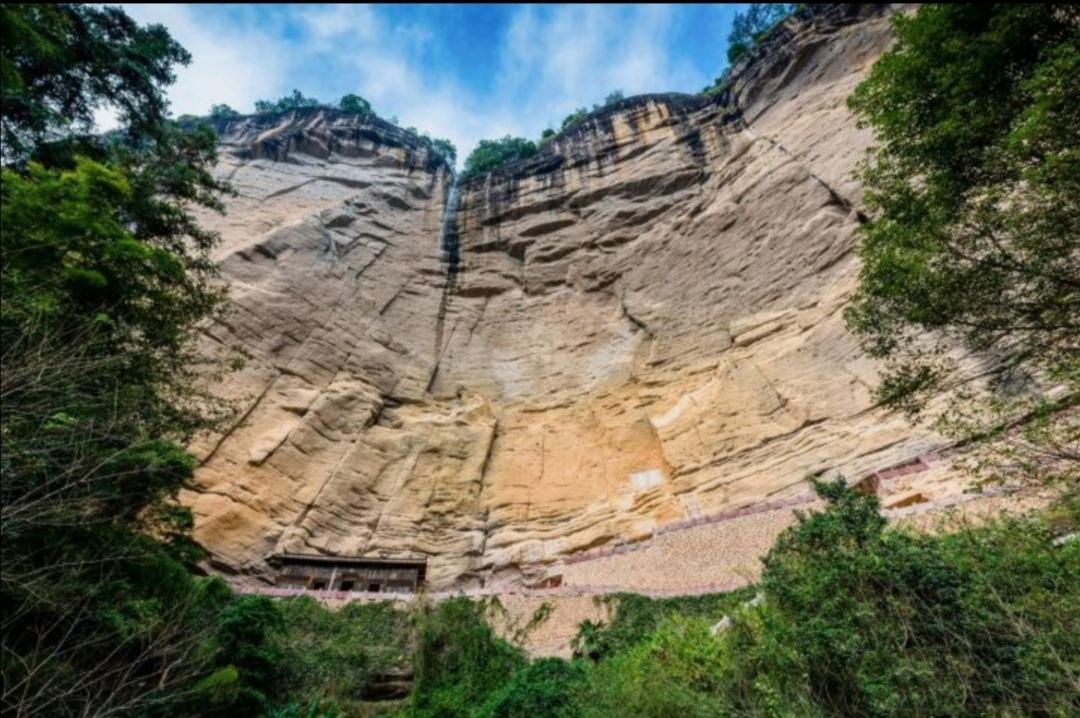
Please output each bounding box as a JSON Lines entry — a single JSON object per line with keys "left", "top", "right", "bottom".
{"left": 185, "top": 4, "right": 963, "bottom": 588}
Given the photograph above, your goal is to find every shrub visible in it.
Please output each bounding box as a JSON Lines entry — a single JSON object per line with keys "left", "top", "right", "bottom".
{"left": 272, "top": 597, "right": 410, "bottom": 712}
{"left": 559, "top": 107, "right": 588, "bottom": 132}
{"left": 567, "top": 480, "right": 1079, "bottom": 717}
{"left": 720, "top": 479, "right": 1080, "bottom": 717}
{"left": 571, "top": 589, "right": 752, "bottom": 661}
{"left": 602, "top": 90, "right": 624, "bottom": 107}
{"left": 476, "top": 658, "right": 586, "bottom": 718}
{"left": 430, "top": 137, "right": 456, "bottom": 166}
{"left": 407, "top": 598, "right": 525, "bottom": 718}
{"left": 572, "top": 618, "right": 729, "bottom": 718}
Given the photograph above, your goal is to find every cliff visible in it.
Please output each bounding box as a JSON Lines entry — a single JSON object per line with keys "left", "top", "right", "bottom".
{"left": 184, "top": 4, "right": 960, "bottom": 588}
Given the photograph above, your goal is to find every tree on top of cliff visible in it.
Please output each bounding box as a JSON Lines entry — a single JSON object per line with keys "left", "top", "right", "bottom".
{"left": 846, "top": 4, "right": 1079, "bottom": 482}
{"left": 339, "top": 93, "right": 374, "bottom": 119}
{"left": 461, "top": 136, "right": 538, "bottom": 179}
{"left": 254, "top": 89, "right": 321, "bottom": 114}
{"left": 210, "top": 103, "right": 241, "bottom": 119}
{"left": 726, "top": 4, "right": 798, "bottom": 64}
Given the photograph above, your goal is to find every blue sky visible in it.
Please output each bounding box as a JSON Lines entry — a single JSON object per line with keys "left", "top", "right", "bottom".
{"left": 119, "top": 4, "right": 746, "bottom": 164}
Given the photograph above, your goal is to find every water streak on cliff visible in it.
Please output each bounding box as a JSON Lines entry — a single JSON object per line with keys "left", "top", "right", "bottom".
{"left": 429, "top": 174, "right": 461, "bottom": 391}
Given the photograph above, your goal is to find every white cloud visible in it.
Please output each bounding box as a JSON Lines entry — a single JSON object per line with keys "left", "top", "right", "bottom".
{"left": 493, "top": 5, "right": 703, "bottom": 131}
{"left": 295, "top": 4, "right": 379, "bottom": 42}
{"left": 119, "top": 4, "right": 289, "bottom": 118}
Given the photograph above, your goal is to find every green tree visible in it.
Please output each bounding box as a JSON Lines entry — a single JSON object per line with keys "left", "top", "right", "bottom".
{"left": 430, "top": 137, "right": 457, "bottom": 166}
{"left": 271, "top": 597, "right": 410, "bottom": 712}
{"left": 477, "top": 658, "right": 586, "bottom": 718}
{"left": 736, "top": 478, "right": 1080, "bottom": 716}
{"left": 726, "top": 4, "right": 796, "bottom": 63}
{"left": 1, "top": 4, "right": 189, "bottom": 158}
{"left": 210, "top": 103, "right": 241, "bottom": 119}
{"left": 408, "top": 599, "right": 525, "bottom": 718}
{"left": 566, "top": 482, "right": 1080, "bottom": 717}
{"left": 1, "top": 4, "right": 235, "bottom": 715}
{"left": 560, "top": 107, "right": 588, "bottom": 132}
{"left": 254, "top": 89, "right": 321, "bottom": 114}
{"left": 845, "top": 5, "right": 1079, "bottom": 478}
{"left": 461, "top": 136, "right": 538, "bottom": 179}
{"left": 338, "top": 93, "right": 373, "bottom": 118}
{"left": 602, "top": 90, "right": 624, "bottom": 107}
{"left": 208, "top": 596, "right": 285, "bottom": 715}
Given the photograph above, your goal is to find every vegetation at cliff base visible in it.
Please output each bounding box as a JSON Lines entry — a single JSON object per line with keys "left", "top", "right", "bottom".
{"left": 392, "top": 482, "right": 1079, "bottom": 718}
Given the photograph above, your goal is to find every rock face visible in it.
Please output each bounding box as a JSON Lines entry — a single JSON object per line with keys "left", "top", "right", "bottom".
{"left": 185, "top": 4, "right": 941, "bottom": 587}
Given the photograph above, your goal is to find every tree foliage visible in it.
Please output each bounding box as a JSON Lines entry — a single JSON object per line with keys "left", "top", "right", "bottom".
{"left": 559, "top": 108, "right": 588, "bottom": 132}
{"left": 210, "top": 103, "right": 240, "bottom": 119}
{"left": 271, "top": 597, "right": 410, "bottom": 713}
{"left": 0, "top": 4, "right": 190, "bottom": 158}
{"left": 461, "top": 136, "right": 538, "bottom": 179}
{"left": 726, "top": 4, "right": 797, "bottom": 64}
{"left": 254, "top": 89, "right": 321, "bottom": 114}
{"left": 248, "top": 90, "right": 455, "bottom": 166}
{"left": 337, "top": 93, "right": 373, "bottom": 118}
{"left": 569, "top": 480, "right": 1080, "bottom": 717}
{"left": 845, "top": 5, "right": 1079, "bottom": 449}
{"left": 407, "top": 599, "right": 526, "bottom": 718}
{"left": 0, "top": 4, "right": 239, "bottom": 715}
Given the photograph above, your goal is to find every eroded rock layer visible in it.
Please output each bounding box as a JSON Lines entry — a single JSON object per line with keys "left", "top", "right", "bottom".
{"left": 186, "top": 4, "right": 945, "bottom": 587}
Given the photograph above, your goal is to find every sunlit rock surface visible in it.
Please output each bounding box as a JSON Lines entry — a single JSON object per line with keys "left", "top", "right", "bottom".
{"left": 185, "top": 4, "right": 953, "bottom": 588}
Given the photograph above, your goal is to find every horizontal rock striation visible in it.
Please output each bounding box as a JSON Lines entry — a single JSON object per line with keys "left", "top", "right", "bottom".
{"left": 186, "top": 3, "right": 956, "bottom": 588}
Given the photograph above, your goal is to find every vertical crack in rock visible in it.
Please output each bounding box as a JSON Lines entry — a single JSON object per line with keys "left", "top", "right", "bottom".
{"left": 428, "top": 173, "right": 461, "bottom": 392}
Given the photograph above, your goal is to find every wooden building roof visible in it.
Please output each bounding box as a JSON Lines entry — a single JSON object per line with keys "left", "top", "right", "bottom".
{"left": 269, "top": 553, "right": 427, "bottom": 570}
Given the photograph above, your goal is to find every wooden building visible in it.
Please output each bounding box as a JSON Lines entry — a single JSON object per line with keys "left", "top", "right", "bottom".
{"left": 269, "top": 554, "right": 427, "bottom": 593}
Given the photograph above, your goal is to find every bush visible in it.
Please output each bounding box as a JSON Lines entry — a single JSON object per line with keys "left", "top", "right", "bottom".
{"left": 602, "top": 90, "right": 624, "bottom": 107}
{"left": 572, "top": 618, "right": 729, "bottom": 718}
{"left": 208, "top": 595, "right": 286, "bottom": 715}
{"left": 476, "top": 658, "right": 586, "bottom": 718}
{"left": 406, "top": 598, "right": 525, "bottom": 718}
{"left": 571, "top": 589, "right": 753, "bottom": 661}
{"left": 720, "top": 479, "right": 1080, "bottom": 716}
{"left": 559, "top": 107, "right": 588, "bottom": 132}
{"left": 430, "top": 137, "right": 456, "bottom": 166}
{"left": 272, "top": 597, "right": 410, "bottom": 712}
